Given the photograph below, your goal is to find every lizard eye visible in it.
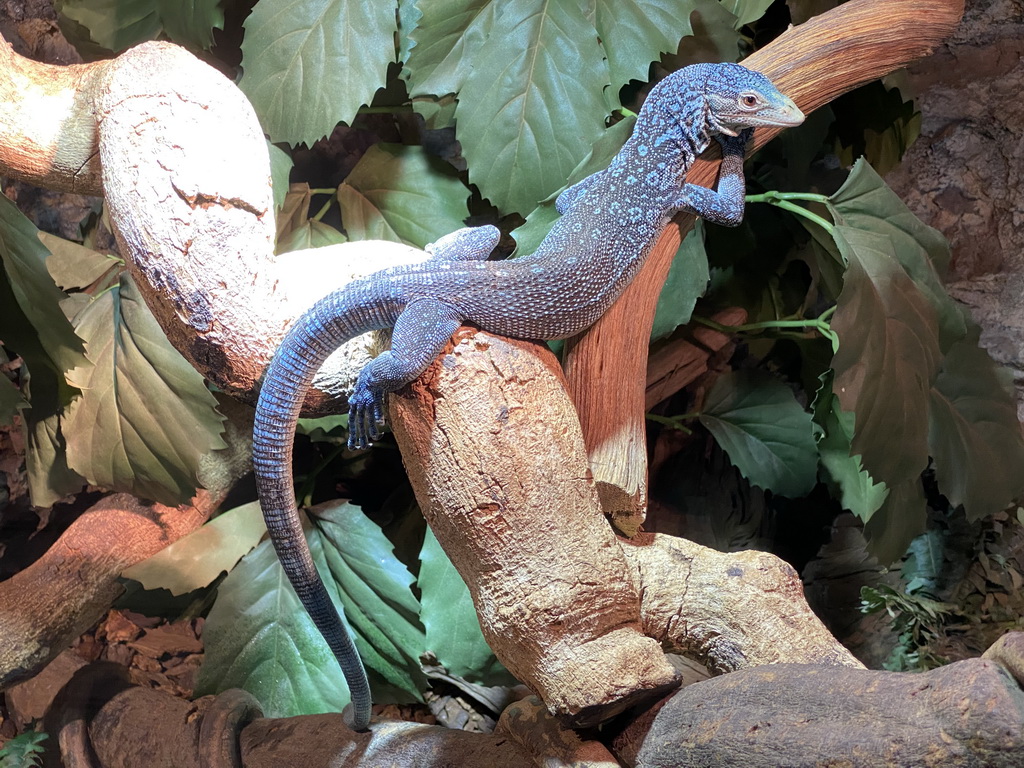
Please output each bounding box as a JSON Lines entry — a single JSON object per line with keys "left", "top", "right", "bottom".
{"left": 740, "top": 93, "right": 760, "bottom": 109}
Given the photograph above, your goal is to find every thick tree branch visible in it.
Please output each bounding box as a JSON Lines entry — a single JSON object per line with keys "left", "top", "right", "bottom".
{"left": 562, "top": 0, "right": 967, "bottom": 521}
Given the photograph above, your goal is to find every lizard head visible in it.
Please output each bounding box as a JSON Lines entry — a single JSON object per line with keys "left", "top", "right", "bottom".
{"left": 701, "top": 63, "right": 804, "bottom": 137}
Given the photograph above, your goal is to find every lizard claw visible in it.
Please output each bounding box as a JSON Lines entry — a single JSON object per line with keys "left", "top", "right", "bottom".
{"left": 715, "top": 127, "right": 753, "bottom": 156}
{"left": 348, "top": 384, "right": 385, "bottom": 450}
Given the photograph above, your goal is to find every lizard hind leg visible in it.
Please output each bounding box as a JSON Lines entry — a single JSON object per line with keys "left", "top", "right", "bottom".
{"left": 425, "top": 225, "right": 500, "bottom": 261}
{"left": 348, "top": 298, "right": 464, "bottom": 449}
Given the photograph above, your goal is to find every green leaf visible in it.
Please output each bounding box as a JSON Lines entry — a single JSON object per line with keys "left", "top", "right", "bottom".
{"left": 594, "top": 0, "right": 704, "bottom": 90}
{"left": 928, "top": 332, "right": 1024, "bottom": 521}
{"left": 197, "top": 502, "right": 426, "bottom": 716}
{"left": 830, "top": 226, "right": 940, "bottom": 488}
{"left": 418, "top": 528, "right": 512, "bottom": 684}
{"left": 902, "top": 529, "right": 944, "bottom": 595}
{"left": 195, "top": 533, "right": 352, "bottom": 717}
{"left": 57, "top": 0, "right": 160, "bottom": 51}
{"left": 719, "top": 0, "right": 774, "bottom": 27}
{"left": 22, "top": 411, "right": 85, "bottom": 507}
{"left": 699, "top": 369, "right": 817, "bottom": 497}
{"left": 651, "top": 222, "right": 709, "bottom": 340}
{"left": 269, "top": 142, "right": 294, "bottom": 212}
{"left": 406, "top": 0, "right": 495, "bottom": 98}
{"left": 419, "top": 0, "right": 609, "bottom": 213}
{"left": 296, "top": 413, "right": 349, "bottom": 443}
{"left": 0, "top": 194, "right": 87, "bottom": 380}
{"left": 0, "top": 731, "right": 48, "bottom": 768}
{"left": 157, "top": 0, "right": 224, "bottom": 50}
{"left": 240, "top": 0, "right": 397, "bottom": 146}
{"left": 812, "top": 372, "right": 888, "bottom": 521}
{"left": 57, "top": 0, "right": 223, "bottom": 52}
{"left": 122, "top": 501, "right": 268, "bottom": 595}
{"left": 41, "top": 232, "right": 122, "bottom": 292}
{"left": 63, "top": 274, "right": 226, "bottom": 505}
{"left": 276, "top": 220, "right": 348, "bottom": 254}
{"left": 831, "top": 159, "right": 963, "bottom": 351}
{"left": 338, "top": 144, "right": 470, "bottom": 246}
{"left": 862, "top": 477, "right": 927, "bottom": 565}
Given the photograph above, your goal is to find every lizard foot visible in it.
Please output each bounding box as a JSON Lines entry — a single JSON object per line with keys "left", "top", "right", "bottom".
{"left": 347, "top": 385, "right": 385, "bottom": 450}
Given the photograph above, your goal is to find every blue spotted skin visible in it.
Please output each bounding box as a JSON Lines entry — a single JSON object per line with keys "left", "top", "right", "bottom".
{"left": 252, "top": 62, "right": 803, "bottom": 731}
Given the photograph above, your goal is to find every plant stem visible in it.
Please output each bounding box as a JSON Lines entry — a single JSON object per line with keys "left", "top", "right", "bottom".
{"left": 692, "top": 307, "right": 839, "bottom": 352}
{"left": 645, "top": 412, "right": 696, "bottom": 434}
{"left": 746, "top": 191, "right": 835, "bottom": 233}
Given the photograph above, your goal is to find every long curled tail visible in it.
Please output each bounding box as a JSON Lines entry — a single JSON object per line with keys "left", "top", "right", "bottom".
{"left": 252, "top": 289, "right": 392, "bottom": 731}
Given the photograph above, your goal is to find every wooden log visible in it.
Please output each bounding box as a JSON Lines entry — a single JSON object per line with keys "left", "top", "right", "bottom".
{"left": 620, "top": 533, "right": 862, "bottom": 671}
{"left": 614, "top": 656, "right": 1024, "bottom": 768}
{"left": 388, "top": 329, "right": 680, "bottom": 725}
{"left": 562, "top": 0, "right": 967, "bottom": 522}
{"left": 0, "top": 400, "right": 252, "bottom": 688}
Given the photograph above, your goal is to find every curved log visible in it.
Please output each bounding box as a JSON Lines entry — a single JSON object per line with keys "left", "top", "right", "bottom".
{"left": 0, "top": 399, "right": 252, "bottom": 688}
{"left": 563, "top": 0, "right": 967, "bottom": 521}
{"left": 0, "top": 34, "right": 425, "bottom": 413}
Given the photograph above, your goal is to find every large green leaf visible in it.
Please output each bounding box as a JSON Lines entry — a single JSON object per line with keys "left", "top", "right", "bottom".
{"left": 831, "top": 159, "right": 963, "bottom": 351}
{"left": 0, "top": 194, "right": 87, "bottom": 381}
{"left": 413, "top": 0, "right": 609, "bottom": 213}
{"left": 928, "top": 332, "right": 1024, "bottom": 522}
{"left": 42, "top": 233, "right": 122, "bottom": 292}
{"left": 830, "top": 226, "right": 939, "bottom": 488}
{"left": 594, "top": 0, "right": 708, "bottom": 90}
{"left": 122, "top": 501, "right": 268, "bottom": 595}
{"left": 418, "top": 528, "right": 512, "bottom": 684}
{"left": 240, "top": 0, "right": 397, "bottom": 146}
{"left": 277, "top": 220, "right": 348, "bottom": 254}
{"left": 812, "top": 372, "right": 888, "bottom": 521}
{"left": 63, "top": 275, "right": 226, "bottom": 505}
{"left": 197, "top": 502, "right": 426, "bottom": 716}
{"left": 57, "top": 0, "right": 223, "bottom": 51}
{"left": 269, "top": 142, "right": 294, "bottom": 212}
{"left": 338, "top": 144, "right": 470, "bottom": 246}
{"left": 195, "top": 533, "right": 352, "bottom": 717}
{"left": 699, "top": 369, "right": 817, "bottom": 497}
{"left": 862, "top": 477, "right": 927, "bottom": 565}
{"left": 158, "top": 0, "right": 224, "bottom": 50}
{"left": 406, "top": 0, "right": 495, "bottom": 95}
{"left": 651, "top": 222, "right": 709, "bottom": 341}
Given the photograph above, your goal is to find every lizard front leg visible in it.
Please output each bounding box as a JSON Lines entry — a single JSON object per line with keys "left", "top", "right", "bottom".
{"left": 348, "top": 298, "right": 463, "bottom": 449}
{"left": 672, "top": 128, "right": 753, "bottom": 227}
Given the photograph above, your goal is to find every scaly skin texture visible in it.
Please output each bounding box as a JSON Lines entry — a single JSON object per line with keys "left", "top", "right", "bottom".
{"left": 252, "top": 62, "right": 803, "bottom": 731}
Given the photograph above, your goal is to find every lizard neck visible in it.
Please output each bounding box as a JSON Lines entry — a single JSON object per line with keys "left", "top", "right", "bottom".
{"left": 610, "top": 86, "right": 713, "bottom": 190}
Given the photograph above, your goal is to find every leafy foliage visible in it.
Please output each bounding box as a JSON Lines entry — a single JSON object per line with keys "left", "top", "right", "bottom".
{"left": 56, "top": 0, "right": 223, "bottom": 52}
{"left": 418, "top": 529, "right": 512, "bottom": 684}
{"left": 0, "top": 731, "right": 48, "bottom": 768}
{"left": 239, "top": 0, "right": 397, "bottom": 146}
{"left": 197, "top": 502, "right": 426, "bottom": 716}
{"left": 122, "top": 501, "right": 268, "bottom": 595}
{"left": 0, "top": 195, "right": 87, "bottom": 389}
{"left": 337, "top": 144, "right": 472, "bottom": 246}
{"left": 699, "top": 369, "right": 817, "bottom": 498}
{"left": 63, "top": 274, "right": 226, "bottom": 505}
